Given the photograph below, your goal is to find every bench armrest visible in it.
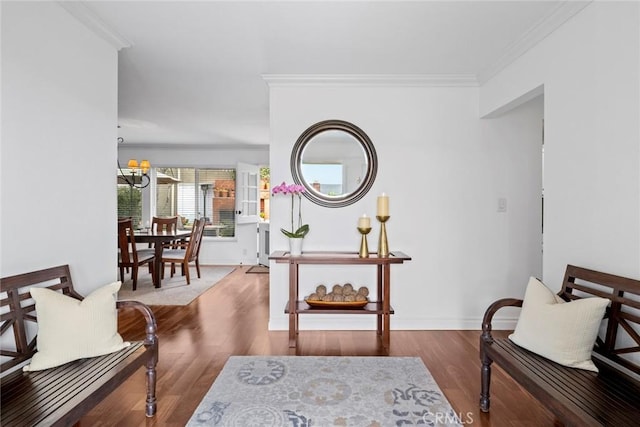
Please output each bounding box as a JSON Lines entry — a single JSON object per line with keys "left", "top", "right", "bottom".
{"left": 481, "top": 298, "right": 523, "bottom": 344}
{"left": 116, "top": 300, "right": 158, "bottom": 348}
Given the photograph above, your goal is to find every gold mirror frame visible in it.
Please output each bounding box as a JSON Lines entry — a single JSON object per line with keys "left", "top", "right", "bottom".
{"left": 291, "top": 120, "right": 378, "bottom": 208}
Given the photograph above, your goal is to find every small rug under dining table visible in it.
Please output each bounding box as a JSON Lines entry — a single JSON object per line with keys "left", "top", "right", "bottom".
{"left": 187, "top": 356, "right": 462, "bottom": 426}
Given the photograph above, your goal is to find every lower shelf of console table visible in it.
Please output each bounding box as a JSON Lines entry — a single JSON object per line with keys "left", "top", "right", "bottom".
{"left": 285, "top": 301, "right": 395, "bottom": 315}
{"left": 270, "top": 250, "right": 411, "bottom": 352}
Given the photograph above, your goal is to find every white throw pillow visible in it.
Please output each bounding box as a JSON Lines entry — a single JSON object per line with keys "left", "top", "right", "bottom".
{"left": 24, "top": 281, "right": 129, "bottom": 371}
{"left": 509, "top": 277, "right": 609, "bottom": 372}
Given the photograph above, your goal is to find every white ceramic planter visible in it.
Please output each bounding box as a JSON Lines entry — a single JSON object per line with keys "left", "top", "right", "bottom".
{"left": 289, "top": 238, "right": 303, "bottom": 256}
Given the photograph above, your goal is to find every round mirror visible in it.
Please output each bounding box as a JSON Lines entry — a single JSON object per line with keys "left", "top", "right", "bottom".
{"left": 291, "top": 120, "right": 377, "bottom": 208}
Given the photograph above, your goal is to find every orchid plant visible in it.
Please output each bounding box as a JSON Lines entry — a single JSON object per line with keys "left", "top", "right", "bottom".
{"left": 272, "top": 181, "right": 310, "bottom": 239}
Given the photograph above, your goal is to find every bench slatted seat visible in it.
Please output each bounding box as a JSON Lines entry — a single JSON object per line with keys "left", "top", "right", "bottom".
{"left": 479, "top": 265, "right": 640, "bottom": 426}
{"left": 487, "top": 338, "right": 640, "bottom": 426}
{"left": 1, "top": 265, "right": 158, "bottom": 426}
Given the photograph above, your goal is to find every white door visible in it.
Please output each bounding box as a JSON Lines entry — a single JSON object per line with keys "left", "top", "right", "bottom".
{"left": 235, "top": 162, "right": 260, "bottom": 224}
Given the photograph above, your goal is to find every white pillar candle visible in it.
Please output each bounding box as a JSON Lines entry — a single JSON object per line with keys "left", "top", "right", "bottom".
{"left": 377, "top": 193, "right": 389, "bottom": 217}
{"left": 358, "top": 214, "right": 370, "bottom": 228}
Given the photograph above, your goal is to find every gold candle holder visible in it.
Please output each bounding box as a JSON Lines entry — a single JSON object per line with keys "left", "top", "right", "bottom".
{"left": 376, "top": 215, "right": 390, "bottom": 257}
{"left": 357, "top": 227, "right": 372, "bottom": 258}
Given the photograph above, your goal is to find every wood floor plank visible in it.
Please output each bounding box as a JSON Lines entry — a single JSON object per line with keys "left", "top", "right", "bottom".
{"left": 77, "top": 265, "right": 559, "bottom": 426}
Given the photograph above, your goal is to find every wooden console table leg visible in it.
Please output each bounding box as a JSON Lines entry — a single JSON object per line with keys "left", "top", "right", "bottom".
{"left": 382, "top": 263, "right": 391, "bottom": 351}
{"left": 377, "top": 264, "right": 383, "bottom": 337}
{"left": 288, "top": 261, "right": 298, "bottom": 348}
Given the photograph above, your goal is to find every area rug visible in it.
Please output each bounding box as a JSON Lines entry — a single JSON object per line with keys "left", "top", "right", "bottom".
{"left": 245, "top": 265, "right": 269, "bottom": 274}
{"left": 187, "top": 356, "right": 462, "bottom": 426}
{"left": 117, "top": 266, "right": 235, "bottom": 306}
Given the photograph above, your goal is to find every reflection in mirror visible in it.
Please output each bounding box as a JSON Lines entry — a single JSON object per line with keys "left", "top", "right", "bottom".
{"left": 302, "top": 130, "right": 366, "bottom": 197}
{"left": 291, "top": 120, "right": 377, "bottom": 208}
{"left": 302, "top": 164, "right": 344, "bottom": 195}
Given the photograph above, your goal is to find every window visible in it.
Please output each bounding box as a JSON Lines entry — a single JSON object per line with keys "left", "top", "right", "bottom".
{"left": 117, "top": 185, "right": 142, "bottom": 227}
{"left": 156, "top": 168, "right": 236, "bottom": 237}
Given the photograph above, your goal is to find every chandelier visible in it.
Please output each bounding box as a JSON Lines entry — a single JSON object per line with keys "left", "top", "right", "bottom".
{"left": 117, "top": 137, "right": 151, "bottom": 189}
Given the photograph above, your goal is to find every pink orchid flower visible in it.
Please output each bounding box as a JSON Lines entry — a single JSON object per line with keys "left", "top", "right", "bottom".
{"left": 271, "top": 181, "right": 309, "bottom": 238}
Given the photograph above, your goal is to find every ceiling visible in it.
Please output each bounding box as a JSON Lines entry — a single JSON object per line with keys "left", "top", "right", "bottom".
{"left": 77, "top": 1, "right": 583, "bottom": 147}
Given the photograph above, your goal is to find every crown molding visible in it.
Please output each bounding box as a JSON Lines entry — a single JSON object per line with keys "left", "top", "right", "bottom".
{"left": 57, "top": 1, "right": 132, "bottom": 50}
{"left": 477, "top": 1, "right": 591, "bottom": 85}
{"left": 118, "top": 142, "right": 269, "bottom": 151}
{"left": 263, "top": 74, "right": 479, "bottom": 87}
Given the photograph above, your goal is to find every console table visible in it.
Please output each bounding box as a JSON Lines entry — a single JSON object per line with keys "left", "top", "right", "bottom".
{"left": 269, "top": 251, "right": 411, "bottom": 351}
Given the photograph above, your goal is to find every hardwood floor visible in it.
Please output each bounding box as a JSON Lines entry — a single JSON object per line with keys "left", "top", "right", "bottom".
{"left": 79, "top": 266, "right": 560, "bottom": 426}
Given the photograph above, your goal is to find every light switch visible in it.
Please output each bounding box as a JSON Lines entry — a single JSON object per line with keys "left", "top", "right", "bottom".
{"left": 498, "top": 197, "right": 507, "bottom": 213}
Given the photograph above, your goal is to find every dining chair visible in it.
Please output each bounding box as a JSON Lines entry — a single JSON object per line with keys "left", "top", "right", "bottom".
{"left": 118, "top": 216, "right": 133, "bottom": 273}
{"left": 149, "top": 216, "right": 178, "bottom": 248}
{"left": 118, "top": 218, "right": 155, "bottom": 291}
{"left": 151, "top": 216, "right": 178, "bottom": 234}
{"left": 150, "top": 216, "right": 180, "bottom": 274}
{"left": 161, "top": 218, "right": 205, "bottom": 285}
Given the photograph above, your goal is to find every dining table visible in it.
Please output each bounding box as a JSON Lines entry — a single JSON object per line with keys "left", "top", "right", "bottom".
{"left": 133, "top": 229, "right": 191, "bottom": 288}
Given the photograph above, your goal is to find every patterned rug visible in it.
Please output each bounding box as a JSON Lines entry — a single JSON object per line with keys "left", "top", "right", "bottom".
{"left": 117, "top": 266, "right": 235, "bottom": 306}
{"left": 187, "top": 356, "right": 461, "bottom": 426}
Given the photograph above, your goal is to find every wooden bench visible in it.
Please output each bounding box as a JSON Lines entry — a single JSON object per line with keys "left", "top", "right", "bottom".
{"left": 0, "top": 265, "right": 158, "bottom": 426}
{"left": 479, "top": 264, "right": 640, "bottom": 426}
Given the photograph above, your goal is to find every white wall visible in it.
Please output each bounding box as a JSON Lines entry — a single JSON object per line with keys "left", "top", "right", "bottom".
{"left": 480, "top": 2, "right": 640, "bottom": 285}
{"left": 268, "top": 83, "right": 543, "bottom": 330}
{"left": 118, "top": 144, "right": 269, "bottom": 265}
{"left": 1, "top": 2, "right": 118, "bottom": 293}
{"left": 266, "top": 1, "right": 640, "bottom": 332}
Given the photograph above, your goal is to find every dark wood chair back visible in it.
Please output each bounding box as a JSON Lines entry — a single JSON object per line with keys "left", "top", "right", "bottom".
{"left": 118, "top": 218, "right": 155, "bottom": 290}
{"left": 186, "top": 218, "right": 206, "bottom": 262}
{"left": 118, "top": 218, "right": 139, "bottom": 266}
{"left": 152, "top": 216, "right": 177, "bottom": 233}
{"left": 150, "top": 216, "right": 179, "bottom": 249}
